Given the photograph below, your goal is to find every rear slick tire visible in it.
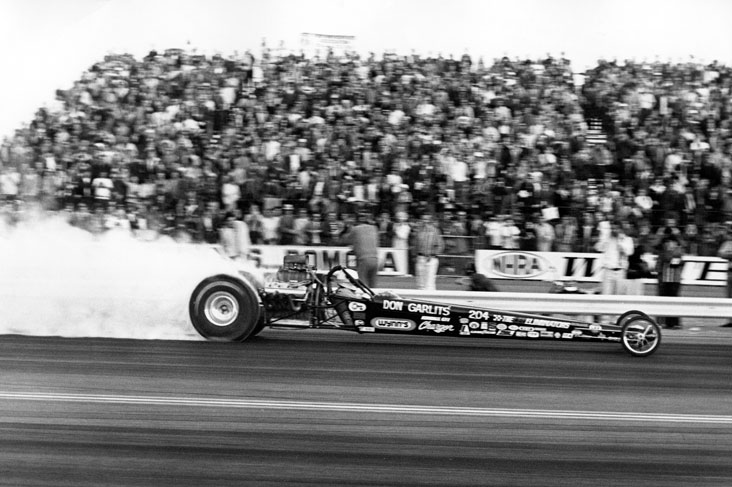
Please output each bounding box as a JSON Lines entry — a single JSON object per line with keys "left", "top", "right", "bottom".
{"left": 189, "top": 275, "right": 261, "bottom": 341}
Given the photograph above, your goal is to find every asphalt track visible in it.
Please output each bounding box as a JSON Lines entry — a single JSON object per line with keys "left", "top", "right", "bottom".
{"left": 1, "top": 329, "right": 731, "bottom": 487}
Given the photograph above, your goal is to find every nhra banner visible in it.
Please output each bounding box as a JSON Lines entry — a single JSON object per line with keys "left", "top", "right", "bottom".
{"left": 475, "top": 250, "right": 729, "bottom": 287}
{"left": 248, "top": 245, "right": 409, "bottom": 276}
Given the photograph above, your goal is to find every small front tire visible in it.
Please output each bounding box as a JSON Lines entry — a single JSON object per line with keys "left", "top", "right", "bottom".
{"left": 620, "top": 314, "right": 661, "bottom": 357}
{"left": 189, "top": 275, "right": 261, "bottom": 341}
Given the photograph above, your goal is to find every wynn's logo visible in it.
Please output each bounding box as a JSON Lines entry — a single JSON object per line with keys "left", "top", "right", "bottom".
{"left": 370, "top": 318, "right": 416, "bottom": 331}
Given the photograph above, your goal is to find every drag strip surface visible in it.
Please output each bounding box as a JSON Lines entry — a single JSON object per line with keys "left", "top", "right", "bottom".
{"left": 1, "top": 331, "right": 731, "bottom": 486}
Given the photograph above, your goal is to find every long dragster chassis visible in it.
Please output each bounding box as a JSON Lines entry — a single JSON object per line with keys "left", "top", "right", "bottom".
{"left": 189, "top": 260, "right": 662, "bottom": 357}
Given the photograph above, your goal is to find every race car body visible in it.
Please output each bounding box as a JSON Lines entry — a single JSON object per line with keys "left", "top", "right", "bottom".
{"left": 189, "top": 257, "right": 661, "bottom": 356}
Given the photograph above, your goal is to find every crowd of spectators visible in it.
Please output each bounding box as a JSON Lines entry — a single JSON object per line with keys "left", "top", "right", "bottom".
{"left": 0, "top": 46, "right": 731, "bottom": 258}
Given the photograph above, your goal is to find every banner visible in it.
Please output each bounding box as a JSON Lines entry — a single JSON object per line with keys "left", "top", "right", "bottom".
{"left": 248, "top": 245, "right": 409, "bottom": 276}
{"left": 300, "top": 32, "right": 356, "bottom": 57}
{"left": 475, "top": 250, "right": 728, "bottom": 287}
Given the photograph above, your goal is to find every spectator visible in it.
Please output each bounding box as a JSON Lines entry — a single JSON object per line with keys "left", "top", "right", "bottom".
{"left": 244, "top": 204, "right": 264, "bottom": 244}
{"left": 501, "top": 217, "right": 521, "bottom": 249}
{"left": 484, "top": 215, "right": 503, "bottom": 250}
{"left": 92, "top": 170, "right": 113, "bottom": 210}
{"left": 443, "top": 211, "right": 469, "bottom": 255}
{"left": 656, "top": 229, "right": 685, "bottom": 329}
{"left": 292, "top": 207, "right": 311, "bottom": 245}
{"left": 578, "top": 212, "right": 599, "bottom": 253}
{"left": 0, "top": 166, "right": 20, "bottom": 203}
{"left": 391, "top": 211, "right": 411, "bottom": 250}
{"left": 535, "top": 216, "right": 556, "bottom": 252}
{"left": 521, "top": 217, "right": 538, "bottom": 251}
{"left": 343, "top": 211, "right": 380, "bottom": 288}
{"left": 625, "top": 241, "right": 651, "bottom": 295}
{"left": 375, "top": 211, "right": 393, "bottom": 248}
{"left": 277, "top": 204, "right": 297, "bottom": 245}
{"left": 555, "top": 215, "right": 578, "bottom": 252}
{"left": 322, "top": 211, "right": 345, "bottom": 246}
{"left": 413, "top": 212, "right": 444, "bottom": 291}
{"left": 260, "top": 207, "right": 280, "bottom": 245}
{"left": 307, "top": 213, "right": 323, "bottom": 245}
{"left": 595, "top": 220, "right": 634, "bottom": 297}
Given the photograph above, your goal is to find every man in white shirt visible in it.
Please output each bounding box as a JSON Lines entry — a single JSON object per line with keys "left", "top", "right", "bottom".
{"left": 501, "top": 218, "right": 521, "bottom": 249}
{"left": 484, "top": 216, "right": 504, "bottom": 249}
{"left": 595, "top": 221, "right": 634, "bottom": 296}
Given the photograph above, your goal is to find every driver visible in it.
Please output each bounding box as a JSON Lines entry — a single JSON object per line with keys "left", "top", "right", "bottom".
{"left": 333, "top": 268, "right": 368, "bottom": 300}
{"left": 331, "top": 268, "right": 370, "bottom": 332}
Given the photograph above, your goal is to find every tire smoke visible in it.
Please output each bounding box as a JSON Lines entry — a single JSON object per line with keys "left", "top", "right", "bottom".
{"left": 0, "top": 214, "right": 256, "bottom": 341}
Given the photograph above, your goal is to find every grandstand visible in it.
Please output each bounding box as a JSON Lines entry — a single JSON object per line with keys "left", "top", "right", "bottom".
{"left": 0, "top": 45, "right": 730, "bottom": 261}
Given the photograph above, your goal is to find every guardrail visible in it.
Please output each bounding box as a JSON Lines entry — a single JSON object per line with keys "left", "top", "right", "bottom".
{"left": 384, "top": 290, "right": 732, "bottom": 319}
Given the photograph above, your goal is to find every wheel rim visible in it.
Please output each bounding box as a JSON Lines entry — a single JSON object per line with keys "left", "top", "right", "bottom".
{"left": 204, "top": 291, "right": 240, "bottom": 327}
{"left": 622, "top": 320, "right": 660, "bottom": 354}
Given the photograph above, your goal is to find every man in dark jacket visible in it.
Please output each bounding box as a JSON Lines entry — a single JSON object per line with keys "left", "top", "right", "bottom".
{"left": 656, "top": 229, "right": 684, "bottom": 328}
{"left": 343, "top": 211, "right": 380, "bottom": 288}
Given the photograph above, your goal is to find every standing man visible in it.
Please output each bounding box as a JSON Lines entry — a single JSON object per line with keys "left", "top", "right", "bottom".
{"left": 595, "top": 221, "right": 635, "bottom": 296}
{"left": 343, "top": 211, "right": 380, "bottom": 288}
{"left": 413, "top": 212, "right": 445, "bottom": 290}
{"left": 656, "top": 229, "right": 684, "bottom": 329}
{"left": 535, "top": 216, "right": 556, "bottom": 252}
{"left": 277, "top": 204, "right": 297, "bottom": 245}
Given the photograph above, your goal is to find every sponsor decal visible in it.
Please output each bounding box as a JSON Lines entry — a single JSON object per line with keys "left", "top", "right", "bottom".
{"left": 525, "top": 318, "right": 570, "bottom": 329}
{"left": 496, "top": 324, "right": 507, "bottom": 330}
{"left": 469, "top": 322, "right": 481, "bottom": 329}
{"left": 515, "top": 331, "right": 527, "bottom": 338}
{"left": 491, "top": 314, "right": 516, "bottom": 323}
{"left": 459, "top": 318, "right": 469, "bottom": 324}
{"left": 497, "top": 330, "right": 515, "bottom": 337}
{"left": 527, "top": 331, "right": 540, "bottom": 338}
{"left": 589, "top": 324, "right": 602, "bottom": 333}
{"left": 509, "top": 325, "right": 519, "bottom": 331}
{"left": 554, "top": 332, "right": 562, "bottom": 338}
{"left": 572, "top": 329, "right": 583, "bottom": 337}
{"left": 371, "top": 318, "right": 416, "bottom": 331}
{"left": 382, "top": 299, "right": 404, "bottom": 311}
{"left": 562, "top": 333, "right": 574, "bottom": 339}
{"left": 408, "top": 303, "right": 451, "bottom": 316}
{"left": 355, "top": 320, "right": 365, "bottom": 327}
{"left": 460, "top": 325, "right": 471, "bottom": 336}
{"left": 469, "top": 310, "right": 491, "bottom": 320}
{"left": 418, "top": 322, "right": 454, "bottom": 334}
{"left": 487, "top": 251, "right": 551, "bottom": 279}
{"left": 541, "top": 331, "right": 555, "bottom": 338}
{"left": 348, "top": 302, "right": 367, "bottom": 312}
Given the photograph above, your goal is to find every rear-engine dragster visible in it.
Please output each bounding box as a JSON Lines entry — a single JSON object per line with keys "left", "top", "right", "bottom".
{"left": 188, "top": 255, "right": 661, "bottom": 356}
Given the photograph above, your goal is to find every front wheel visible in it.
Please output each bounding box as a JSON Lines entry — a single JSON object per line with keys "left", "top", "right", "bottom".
{"left": 189, "top": 275, "right": 261, "bottom": 341}
{"left": 620, "top": 314, "right": 661, "bottom": 357}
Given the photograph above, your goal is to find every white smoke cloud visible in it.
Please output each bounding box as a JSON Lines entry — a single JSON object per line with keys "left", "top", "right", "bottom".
{"left": 0, "top": 213, "right": 255, "bottom": 340}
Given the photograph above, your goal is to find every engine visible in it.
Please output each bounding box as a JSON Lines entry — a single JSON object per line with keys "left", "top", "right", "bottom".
{"left": 262, "top": 255, "right": 314, "bottom": 318}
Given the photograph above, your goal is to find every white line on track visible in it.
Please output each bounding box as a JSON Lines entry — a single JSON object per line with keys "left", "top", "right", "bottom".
{"left": 1, "top": 391, "right": 731, "bottom": 424}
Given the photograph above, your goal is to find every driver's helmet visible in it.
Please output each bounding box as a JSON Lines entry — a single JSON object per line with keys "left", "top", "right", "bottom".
{"left": 333, "top": 268, "right": 364, "bottom": 297}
